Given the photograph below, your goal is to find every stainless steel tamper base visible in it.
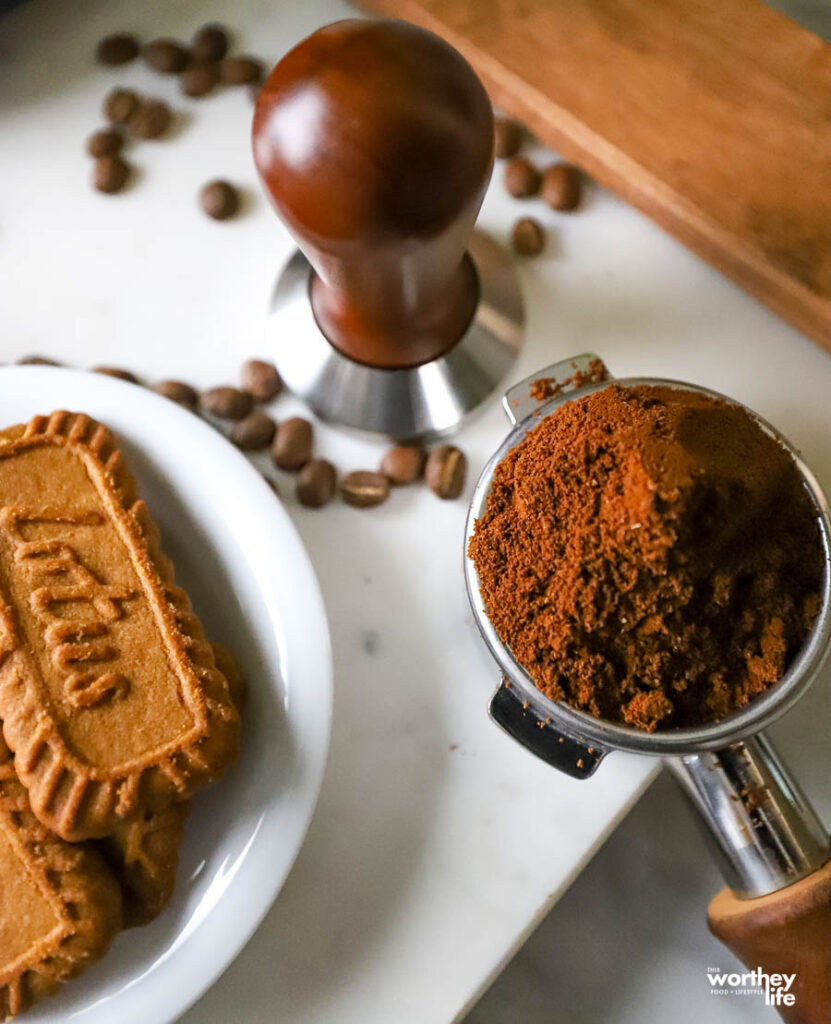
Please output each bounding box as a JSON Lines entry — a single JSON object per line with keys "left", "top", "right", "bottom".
{"left": 466, "top": 353, "right": 831, "bottom": 899}
{"left": 267, "top": 231, "right": 524, "bottom": 441}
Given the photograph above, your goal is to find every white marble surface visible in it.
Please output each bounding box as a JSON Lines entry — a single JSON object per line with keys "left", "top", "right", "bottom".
{"left": 2, "top": 1, "right": 831, "bottom": 1022}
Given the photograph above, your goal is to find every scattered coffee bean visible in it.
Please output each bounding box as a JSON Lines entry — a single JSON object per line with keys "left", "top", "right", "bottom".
{"left": 380, "top": 445, "right": 426, "bottom": 486}
{"left": 96, "top": 33, "right": 140, "bottom": 67}
{"left": 152, "top": 379, "right": 198, "bottom": 409}
{"left": 92, "top": 155, "right": 130, "bottom": 194}
{"left": 191, "top": 24, "right": 230, "bottom": 63}
{"left": 143, "top": 38, "right": 189, "bottom": 74}
{"left": 200, "top": 180, "right": 240, "bottom": 220}
{"left": 103, "top": 87, "right": 139, "bottom": 125}
{"left": 241, "top": 359, "right": 282, "bottom": 402}
{"left": 129, "top": 99, "right": 172, "bottom": 139}
{"left": 17, "top": 355, "right": 59, "bottom": 366}
{"left": 425, "top": 445, "right": 467, "bottom": 499}
{"left": 504, "top": 157, "right": 541, "bottom": 199}
{"left": 340, "top": 471, "right": 390, "bottom": 509}
{"left": 219, "top": 56, "right": 263, "bottom": 85}
{"left": 200, "top": 385, "right": 253, "bottom": 420}
{"left": 297, "top": 459, "right": 337, "bottom": 508}
{"left": 494, "top": 117, "right": 522, "bottom": 159}
{"left": 92, "top": 365, "right": 139, "bottom": 382}
{"left": 232, "top": 410, "right": 276, "bottom": 450}
{"left": 181, "top": 63, "right": 219, "bottom": 98}
{"left": 86, "top": 128, "right": 123, "bottom": 158}
{"left": 541, "top": 163, "right": 581, "bottom": 212}
{"left": 272, "top": 417, "right": 313, "bottom": 470}
{"left": 511, "top": 217, "right": 546, "bottom": 256}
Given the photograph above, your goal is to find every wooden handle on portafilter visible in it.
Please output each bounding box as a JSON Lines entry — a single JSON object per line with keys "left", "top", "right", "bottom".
{"left": 708, "top": 859, "right": 831, "bottom": 1023}
{"left": 251, "top": 19, "right": 494, "bottom": 370}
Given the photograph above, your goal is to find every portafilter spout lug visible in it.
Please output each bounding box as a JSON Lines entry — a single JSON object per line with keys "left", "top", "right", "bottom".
{"left": 668, "top": 734, "right": 830, "bottom": 899}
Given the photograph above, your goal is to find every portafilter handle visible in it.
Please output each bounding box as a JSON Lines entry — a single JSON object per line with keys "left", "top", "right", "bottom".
{"left": 670, "top": 737, "right": 831, "bottom": 1023}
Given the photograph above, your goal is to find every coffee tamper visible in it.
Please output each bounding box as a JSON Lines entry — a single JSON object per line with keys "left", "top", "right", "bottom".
{"left": 252, "top": 19, "right": 523, "bottom": 440}
{"left": 466, "top": 355, "right": 831, "bottom": 1023}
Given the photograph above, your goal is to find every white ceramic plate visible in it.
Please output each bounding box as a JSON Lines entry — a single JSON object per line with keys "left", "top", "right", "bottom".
{"left": 0, "top": 367, "right": 332, "bottom": 1024}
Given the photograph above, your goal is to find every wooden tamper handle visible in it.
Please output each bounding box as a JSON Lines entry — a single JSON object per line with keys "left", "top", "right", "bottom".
{"left": 709, "top": 859, "right": 831, "bottom": 1023}
{"left": 252, "top": 19, "right": 494, "bottom": 370}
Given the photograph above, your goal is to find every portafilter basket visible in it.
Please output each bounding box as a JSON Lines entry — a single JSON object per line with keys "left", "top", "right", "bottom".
{"left": 465, "top": 354, "right": 831, "bottom": 1022}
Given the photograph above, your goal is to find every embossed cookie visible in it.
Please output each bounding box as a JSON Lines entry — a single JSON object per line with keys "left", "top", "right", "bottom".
{"left": 98, "top": 801, "right": 189, "bottom": 928}
{"left": 0, "top": 412, "right": 240, "bottom": 842}
{"left": 0, "top": 737, "right": 122, "bottom": 1019}
{"left": 210, "top": 642, "right": 247, "bottom": 712}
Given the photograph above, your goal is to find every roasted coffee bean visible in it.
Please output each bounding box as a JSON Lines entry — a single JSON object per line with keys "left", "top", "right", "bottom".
{"left": 297, "top": 459, "right": 337, "bottom": 508}
{"left": 181, "top": 63, "right": 219, "bottom": 98}
{"left": 272, "top": 417, "right": 313, "bottom": 470}
{"left": 340, "top": 471, "right": 390, "bottom": 509}
{"left": 129, "top": 99, "right": 172, "bottom": 139}
{"left": 504, "top": 157, "right": 541, "bottom": 199}
{"left": 380, "top": 445, "right": 426, "bottom": 486}
{"left": 425, "top": 445, "right": 467, "bottom": 499}
{"left": 17, "top": 355, "right": 59, "bottom": 366}
{"left": 93, "top": 155, "right": 130, "bottom": 194}
{"left": 200, "top": 385, "right": 253, "bottom": 420}
{"left": 511, "top": 217, "right": 546, "bottom": 256}
{"left": 103, "top": 87, "right": 139, "bottom": 125}
{"left": 494, "top": 117, "right": 522, "bottom": 159}
{"left": 199, "top": 180, "right": 240, "bottom": 220}
{"left": 97, "top": 33, "right": 140, "bottom": 66}
{"left": 143, "top": 38, "right": 189, "bottom": 74}
{"left": 152, "top": 379, "right": 198, "bottom": 409}
{"left": 541, "top": 163, "right": 581, "bottom": 211}
{"left": 86, "top": 128, "right": 123, "bottom": 158}
{"left": 219, "top": 56, "right": 263, "bottom": 85}
{"left": 191, "top": 24, "right": 230, "bottom": 63}
{"left": 241, "top": 359, "right": 282, "bottom": 402}
{"left": 92, "top": 365, "right": 139, "bottom": 383}
{"left": 232, "top": 410, "right": 276, "bottom": 450}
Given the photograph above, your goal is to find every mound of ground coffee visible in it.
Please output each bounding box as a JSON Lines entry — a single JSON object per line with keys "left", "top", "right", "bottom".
{"left": 468, "top": 384, "right": 824, "bottom": 731}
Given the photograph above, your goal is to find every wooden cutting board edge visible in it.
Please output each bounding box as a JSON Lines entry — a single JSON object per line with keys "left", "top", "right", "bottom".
{"left": 357, "top": 0, "right": 831, "bottom": 351}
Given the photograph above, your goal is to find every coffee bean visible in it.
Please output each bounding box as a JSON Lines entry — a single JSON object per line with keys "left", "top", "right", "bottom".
{"left": 93, "top": 155, "right": 130, "bottom": 194}
{"left": 152, "top": 379, "right": 198, "bottom": 409}
{"left": 200, "top": 386, "right": 253, "bottom": 420}
{"left": 340, "top": 471, "right": 390, "bottom": 509}
{"left": 181, "top": 63, "right": 219, "bottom": 98}
{"left": 17, "top": 355, "right": 60, "bottom": 366}
{"left": 219, "top": 56, "right": 263, "bottom": 85}
{"left": 191, "top": 24, "right": 230, "bottom": 63}
{"left": 504, "top": 157, "right": 541, "bottom": 199}
{"left": 92, "top": 365, "right": 139, "bottom": 383}
{"left": 494, "top": 117, "right": 522, "bottom": 159}
{"left": 129, "top": 99, "right": 172, "bottom": 139}
{"left": 380, "top": 445, "right": 426, "bottom": 486}
{"left": 103, "top": 87, "right": 139, "bottom": 125}
{"left": 86, "top": 128, "right": 123, "bottom": 158}
{"left": 96, "top": 33, "right": 139, "bottom": 66}
{"left": 241, "top": 359, "right": 282, "bottom": 402}
{"left": 143, "top": 38, "right": 189, "bottom": 74}
{"left": 232, "top": 410, "right": 276, "bottom": 450}
{"left": 425, "top": 446, "right": 467, "bottom": 499}
{"left": 297, "top": 459, "right": 337, "bottom": 508}
{"left": 200, "top": 180, "right": 240, "bottom": 220}
{"left": 541, "top": 163, "right": 581, "bottom": 212}
{"left": 272, "top": 417, "right": 313, "bottom": 471}
{"left": 511, "top": 217, "right": 546, "bottom": 256}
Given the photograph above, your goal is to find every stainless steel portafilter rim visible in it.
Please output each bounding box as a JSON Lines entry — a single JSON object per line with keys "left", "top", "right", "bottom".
{"left": 464, "top": 373, "right": 831, "bottom": 759}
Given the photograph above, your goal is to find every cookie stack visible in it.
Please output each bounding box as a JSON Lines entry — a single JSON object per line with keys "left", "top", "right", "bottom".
{"left": 0, "top": 411, "right": 242, "bottom": 1018}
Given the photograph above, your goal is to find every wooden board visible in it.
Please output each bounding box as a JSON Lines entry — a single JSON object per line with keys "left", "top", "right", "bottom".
{"left": 355, "top": 0, "right": 831, "bottom": 350}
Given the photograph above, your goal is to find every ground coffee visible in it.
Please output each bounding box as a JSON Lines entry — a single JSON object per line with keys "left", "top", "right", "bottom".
{"left": 468, "top": 384, "right": 824, "bottom": 731}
